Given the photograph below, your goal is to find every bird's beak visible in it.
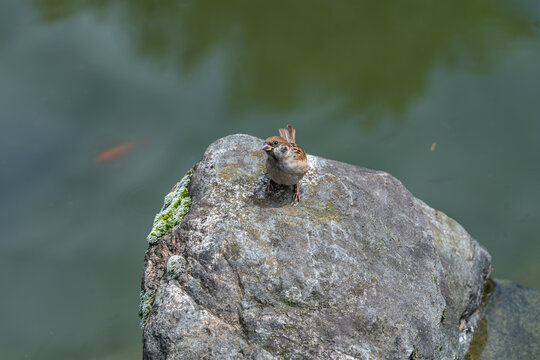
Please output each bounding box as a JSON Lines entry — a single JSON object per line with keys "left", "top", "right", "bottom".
{"left": 262, "top": 144, "right": 273, "bottom": 152}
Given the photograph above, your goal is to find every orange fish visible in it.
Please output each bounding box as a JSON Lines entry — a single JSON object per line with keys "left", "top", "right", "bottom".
{"left": 95, "top": 142, "right": 135, "bottom": 162}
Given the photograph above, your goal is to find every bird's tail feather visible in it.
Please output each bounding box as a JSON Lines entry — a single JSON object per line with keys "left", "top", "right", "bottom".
{"left": 279, "top": 125, "right": 296, "bottom": 143}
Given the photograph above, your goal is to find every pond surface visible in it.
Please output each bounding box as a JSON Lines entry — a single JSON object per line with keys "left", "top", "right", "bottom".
{"left": 1, "top": 0, "right": 539, "bottom": 358}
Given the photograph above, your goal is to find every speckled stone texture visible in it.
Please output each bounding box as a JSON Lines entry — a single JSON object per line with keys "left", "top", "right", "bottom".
{"left": 141, "top": 134, "right": 491, "bottom": 360}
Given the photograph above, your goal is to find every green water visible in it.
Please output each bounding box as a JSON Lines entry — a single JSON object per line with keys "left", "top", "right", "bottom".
{"left": 1, "top": 0, "right": 539, "bottom": 358}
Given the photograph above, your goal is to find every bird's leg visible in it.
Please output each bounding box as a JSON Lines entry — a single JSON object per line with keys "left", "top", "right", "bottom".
{"left": 266, "top": 178, "right": 274, "bottom": 193}
{"left": 292, "top": 184, "right": 300, "bottom": 203}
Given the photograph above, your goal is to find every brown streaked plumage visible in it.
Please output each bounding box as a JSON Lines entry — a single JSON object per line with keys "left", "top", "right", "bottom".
{"left": 262, "top": 125, "right": 308, "bottom": 203}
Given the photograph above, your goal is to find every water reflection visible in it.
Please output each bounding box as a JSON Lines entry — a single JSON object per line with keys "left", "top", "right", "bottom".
{"left": 2, "top": 0, "right": 538, "bottom": 359}
{"left": 33, "top": 0, "right": 537, "bottom": 125}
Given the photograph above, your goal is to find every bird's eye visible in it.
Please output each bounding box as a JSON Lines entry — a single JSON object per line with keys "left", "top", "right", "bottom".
{"left": 273, "top": 141, "right": 278, "bottom": 146}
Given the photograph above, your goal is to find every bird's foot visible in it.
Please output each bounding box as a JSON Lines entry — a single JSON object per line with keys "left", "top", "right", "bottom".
{"left": 292, "top": 184, "right": 300, "bottom": 203}
{"left": 266, "top": 179, "right": 274, "bottom": 193}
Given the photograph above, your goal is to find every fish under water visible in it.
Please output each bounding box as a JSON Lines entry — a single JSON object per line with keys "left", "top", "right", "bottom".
{"left": 95, "top": 142, "right": 136, "bottom": 162}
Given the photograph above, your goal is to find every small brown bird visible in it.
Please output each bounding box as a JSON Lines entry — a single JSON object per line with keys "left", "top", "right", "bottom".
{"left": 262, "top": 125, "right": 309, "bottom": 202}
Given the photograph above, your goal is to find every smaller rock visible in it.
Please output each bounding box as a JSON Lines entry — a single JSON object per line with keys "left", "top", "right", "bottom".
{"left": 466, "top": 279, "right": 540, "bottom": 359}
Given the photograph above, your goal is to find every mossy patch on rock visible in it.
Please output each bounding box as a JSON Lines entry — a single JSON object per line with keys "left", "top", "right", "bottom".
{"left": 283, "top": 286, "right": 304, "bottom": 306}
{"left": 441, "top": 308, "right": 446, "bottom": 324}
{"left": 139, "top": 290, "right": 156, "bottom": 328}
{"left": 166, "top": 255, "right": 187, "bottom": 279}
{"left": 303, "top": 200, "right": 343, "bottom": 223}
{"left": 147, "top": 169, "right": 194, "bottom": 244}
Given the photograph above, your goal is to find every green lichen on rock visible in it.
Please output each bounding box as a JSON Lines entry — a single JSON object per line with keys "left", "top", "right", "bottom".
{"left": 283, "top": 286, "right": 304, "bottom": 306}
{"left": 139, "top": 290, "right": 156, "bottom": 328}
{"left": 147, "top": 169, "right": 194, "bottom": 244}
{"left": 441, "top": 308, "right": 446, "bottom": 324}
{"left": 167, "top": 255, "right": 187, "bottom": 279}
{"left": 302, "top": 200, "right": 343, "bottom": 223}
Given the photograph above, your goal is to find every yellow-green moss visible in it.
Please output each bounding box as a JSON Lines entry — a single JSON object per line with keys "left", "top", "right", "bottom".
{"left": 147, "top": 169, "right": 194, "bottom": 244}
{"left": 302, "top": 200, "right": 343, "bottom": 223}
{"left": 465, "top": 317, "right": 488, "bottom": 360}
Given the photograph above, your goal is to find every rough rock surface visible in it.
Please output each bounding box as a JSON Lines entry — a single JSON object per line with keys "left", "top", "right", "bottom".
{"left": 141, "top": 134, "right": 491, "bottom": 360}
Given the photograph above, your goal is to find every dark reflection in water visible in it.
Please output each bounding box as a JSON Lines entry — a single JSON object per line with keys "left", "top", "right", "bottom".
{"left": 33, "top": 0, "right": 537, "bottom": 125}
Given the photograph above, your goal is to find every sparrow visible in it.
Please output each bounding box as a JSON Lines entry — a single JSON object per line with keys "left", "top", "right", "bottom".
{"left": 262, "top": 125, "right": 309, "bottom": 203}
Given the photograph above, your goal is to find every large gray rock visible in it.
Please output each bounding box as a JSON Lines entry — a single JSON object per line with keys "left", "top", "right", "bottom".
{"left": 141, "top": 134, "right": 491, "bottom": 360}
